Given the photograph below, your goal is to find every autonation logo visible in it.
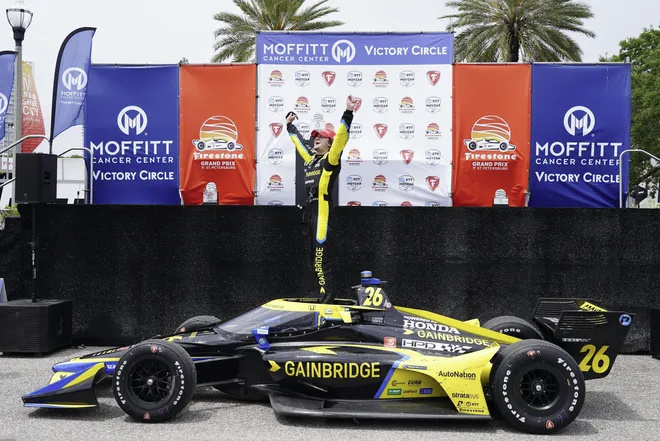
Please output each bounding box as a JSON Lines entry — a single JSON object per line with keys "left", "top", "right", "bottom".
{"left": 117, "top": 106, "right": 148, "bottom": 135}
{"left": 62, "top": 67, "right": 88, "bottom": 91}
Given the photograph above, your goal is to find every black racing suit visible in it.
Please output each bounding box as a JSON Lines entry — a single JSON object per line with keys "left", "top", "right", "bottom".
{"left": 287, "top": 110, "right": 354, "bottom": 302}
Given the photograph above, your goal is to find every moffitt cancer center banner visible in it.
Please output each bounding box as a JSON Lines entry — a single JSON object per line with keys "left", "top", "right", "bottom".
{"left": 529, "top": 64, "right": 631, "bottom": 208}
{"left": 84, "top": 65, "right": 180, "bottom": 204}
{"left": 179, "top": 64, "right": 256, "bottom": 205}
{"left": 256, "top": 32, "right": 454, "bottom": 207}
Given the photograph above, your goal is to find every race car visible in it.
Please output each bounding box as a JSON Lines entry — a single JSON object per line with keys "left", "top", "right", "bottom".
{"left": 192, "top": 138, "right": 242, "bottom": 152}
{"left": 22, "top": 271, "right": 634, "bottom": 434}
{"left": 464, "top": 138, "right": 516, "bottom": 152}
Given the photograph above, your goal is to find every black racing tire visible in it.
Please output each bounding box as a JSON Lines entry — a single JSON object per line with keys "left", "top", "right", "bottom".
{"left": 499, "top": 142, "right": 508, "bottom": 151}
{"left": 490, "top": 339, "right": 585, "bottom": 434}
{"left": 175, "top": 315, "right": 221, "bottom": 334}
{"left": 468, "top": 141, "right": 477, "bottom": 151}
{"left": 196, "top": 141, "right": 205, "bottom": 151}
{"left": 113, "top": 339, "right": 197, "bottom": 423}
{"left": 482, "top": 315, "right": 544, "bottom": 340}
{"left": 213, "top": 384, "right": 268, "bottom": 402}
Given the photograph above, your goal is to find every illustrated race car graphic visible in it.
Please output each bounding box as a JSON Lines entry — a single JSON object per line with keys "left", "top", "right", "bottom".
{"left": 464, "top": 115, "right": 516, "bottom": 152}
{"left": 22, "top": 272, "right": 634, "bottom": 434}
{"left": 192, "top": 116, "right": 243, "bottom": 152}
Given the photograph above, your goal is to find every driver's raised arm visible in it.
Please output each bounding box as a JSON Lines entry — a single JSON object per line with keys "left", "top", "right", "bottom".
{"left": 286, "top": 111, "right": 313, "bottom": 163}
{"left": 326, "top": 96, "right": 357, "bottom": 166}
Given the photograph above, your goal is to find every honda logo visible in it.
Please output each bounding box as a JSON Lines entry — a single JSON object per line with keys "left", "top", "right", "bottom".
{"left": 0, "top": 93, "right": 7, "bottom": 114}
{"left": 117, "top": 106, "right": 148, "bottom": 135}
{"left": 564, "top": 105, "right": 595, "bottom": 136}
{"left": 62, "top": 67, "right": 88, "bottom": 91}
{"left": 332, "top": 39, "right": 356, "bottom": 63}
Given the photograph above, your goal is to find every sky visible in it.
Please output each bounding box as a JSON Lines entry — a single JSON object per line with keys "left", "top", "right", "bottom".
{"left": 0, "top": 0, "right": 658, "bottom": 152}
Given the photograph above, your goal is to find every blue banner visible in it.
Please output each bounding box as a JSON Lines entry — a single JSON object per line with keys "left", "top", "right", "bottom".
{"left": 0, "top": 51, "right": 16, "bottom": 142}
{"left": 84, "top": 65, "right": 180, "bottom": 204}
{"left": 50, "top": 27, "right": 96, "bottom": 142}
{"left": 257, "top": 32, "right": 453, "bottom": 65}
{"left": 529, "top": 64, "right": 631, "bottom": 208}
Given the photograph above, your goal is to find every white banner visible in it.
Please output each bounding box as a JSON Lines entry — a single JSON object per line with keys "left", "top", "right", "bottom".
{"left": 256, "top": 33, "right": 454, "bottom": 206}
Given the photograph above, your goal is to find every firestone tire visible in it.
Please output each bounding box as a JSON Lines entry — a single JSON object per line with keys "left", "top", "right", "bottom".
{"left": 482, "top": 315, "right": 544, "bottom": 340}
{"left": 491, "top": 339, "right": 585, "bottom": 434}
{"left": 113, "top": 339, "right": 197, "bottom": 423}
{"left": 175, "top": 315, "right": 221, "bottom": 334}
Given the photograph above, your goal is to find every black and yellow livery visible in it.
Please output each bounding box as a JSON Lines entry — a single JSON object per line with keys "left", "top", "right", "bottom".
{"left": 23, "top": 273, "right": 634, "bottom": 434}
{"left": 288, "top": 111, "right": 353, "bottom": 302}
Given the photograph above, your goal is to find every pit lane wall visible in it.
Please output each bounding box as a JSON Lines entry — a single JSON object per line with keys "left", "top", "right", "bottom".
{"left": 2, "top": 205, "right": 656, "bottom": 353}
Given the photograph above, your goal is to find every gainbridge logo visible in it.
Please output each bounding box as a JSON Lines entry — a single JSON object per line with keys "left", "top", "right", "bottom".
{"left": 464, "top": 115, "right": 516, "bottom": 152}
{"left": 192, "top": 116, "right": 243, "bottom": 153}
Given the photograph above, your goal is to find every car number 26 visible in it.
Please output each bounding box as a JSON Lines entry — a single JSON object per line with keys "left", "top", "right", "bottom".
{"left": 364, "top": 287, "right": 384, "bottom": 307}
{"left": 579, "top": 344, "right": 610, "bottom": 373}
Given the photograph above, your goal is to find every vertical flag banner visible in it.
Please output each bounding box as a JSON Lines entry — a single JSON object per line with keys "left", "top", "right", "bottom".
{"left": 452, "top": 64, "right": 531, "bottom": 207}
{"left": 50, "top": 27, "right": 96, "bottom": 143}
{"left": 529, "top": 64, "right": 631, "bottom": 208}
{"left": 256, "top": 32, "right": 454, "bottom": 207}
{"left": 0, "top": 51, "right": 17, "bottom": 142}
{"left": 179, "top": 65, "right": 256, "bottom": 205}
{"left": 84, "top": 65, "right": 180, "bottom": 204}
{"left": 21, "top": 61, "right": 45, "bottom": 153}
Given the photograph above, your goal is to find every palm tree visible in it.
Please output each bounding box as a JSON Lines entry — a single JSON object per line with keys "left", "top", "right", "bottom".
{"left": 440, "top": 0, "right": 596, "bottom": 62}
{"left": 212, "top": 0, "right": 344, "bottom": 62}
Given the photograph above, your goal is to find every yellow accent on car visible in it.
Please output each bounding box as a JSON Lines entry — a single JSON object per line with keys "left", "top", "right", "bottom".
{"left": 302, "top": 346, "right": 338, "bottom": 355}
{"left": 269, "top": 360, "right": 281, "bottom": 372}
{"left": 463, "top": 318, "right": 480, "bottom": 326}
{"left": 579, "top": 301, "right": 607, "bottom": 312}
{"left": 62, "top": 363, "right": 105, "bottom": 389}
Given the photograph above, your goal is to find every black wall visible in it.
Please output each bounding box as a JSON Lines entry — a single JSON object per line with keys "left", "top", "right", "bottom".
{"left": 3, "top": 205, "right": 658, "bottom": 352}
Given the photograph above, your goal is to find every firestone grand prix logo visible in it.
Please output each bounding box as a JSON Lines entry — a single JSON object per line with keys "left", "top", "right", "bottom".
{"left": 192, "top": 115, "right": 243, "bottom": 152}
{"left": 117, "top": 106, "right": 148, "bottom": 135}
{"left": 0, "top": 93, "right": 8, "bottom": 114}
{"left": 62, "top": 67, "right": 88, "bottom": 91}
{"left": 464, "top": 115, "right": 516, "bottom": 152}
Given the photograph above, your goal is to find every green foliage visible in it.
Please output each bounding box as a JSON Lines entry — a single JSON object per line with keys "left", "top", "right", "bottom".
{"left": 212, "top": 0, "right": 344, "bottom": 63}
{"left": 0, "top": 204, "right": 19, "bottom": 226}
{"left": 603, "top": 27, "right": 660, "bottom": 191}
{"left": 441, "top": 0, "right": 595, "bottom": 62}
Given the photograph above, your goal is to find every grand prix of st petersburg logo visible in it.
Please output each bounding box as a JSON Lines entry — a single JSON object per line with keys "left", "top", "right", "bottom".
{"left": 62, "top": 67, "right": 88, "bottom": 91}
{"left": 564, "top": 105, "right": 595, "bottom": 136}
{"left": 0, "top": 93, "right": 8, "bottom": 114}
{"left": 464, "top": 115, "right": 516, "bottom": 152}
{"left": 192, "top": 116, "right": 243, "bottom": 152}
{"left": 117, "top": 106, "right": 148, "bottom": 135}
{"left": 332, "top": 39, "right": 356, "bottom": 63}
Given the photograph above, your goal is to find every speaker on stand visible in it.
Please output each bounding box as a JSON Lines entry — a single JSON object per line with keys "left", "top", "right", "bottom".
{"left": 0, "top": 153, "right": 72, "bottom": 355}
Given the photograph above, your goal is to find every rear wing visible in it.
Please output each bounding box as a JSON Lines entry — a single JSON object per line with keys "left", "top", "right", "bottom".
{"left": 532, "top": 298, "right": 634, "bottom": 380}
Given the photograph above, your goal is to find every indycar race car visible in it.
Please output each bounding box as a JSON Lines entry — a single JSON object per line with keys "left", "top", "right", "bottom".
{"left": 22, "top": 271, "right": 634, "bottom": 434}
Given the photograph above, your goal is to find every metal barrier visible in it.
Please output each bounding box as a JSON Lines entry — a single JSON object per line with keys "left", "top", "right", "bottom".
{"left": 618, "top": 149, "right": 660, "bottom": 208}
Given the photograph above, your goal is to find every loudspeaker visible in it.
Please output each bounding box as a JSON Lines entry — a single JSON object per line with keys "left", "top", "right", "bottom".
{"left": 15, "top": 153, "right": 58, "bottom": 204}
{"left": 0, "top": 299, "right": 72, "bottom": 354}
{"left": 652, "top": 308, "right": 660, "bottom": 359}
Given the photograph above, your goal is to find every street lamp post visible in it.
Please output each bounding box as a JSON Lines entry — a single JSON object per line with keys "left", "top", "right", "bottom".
{"left": 6, "top": 1, "right": 33, "bottom": 205}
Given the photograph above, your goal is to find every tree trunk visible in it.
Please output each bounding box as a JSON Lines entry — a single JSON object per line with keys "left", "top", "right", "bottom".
{"left": 508, "top": 24, "right": 520, "bottom": 62}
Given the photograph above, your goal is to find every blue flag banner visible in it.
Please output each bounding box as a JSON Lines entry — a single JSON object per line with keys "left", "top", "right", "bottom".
{"left": 0, "top": 51, "right": 17, "bottom": 142}
{"left": 50, "top": 27, "right": 96, "bottom": 143}
{"left": 84, "top": 65, "right": 180, "bottom": 204}
{"left": 529, "top": 64, "right": 632, "bottom": 208}
{"left": 257, "top": 32, "right": 453, "bottom": 65}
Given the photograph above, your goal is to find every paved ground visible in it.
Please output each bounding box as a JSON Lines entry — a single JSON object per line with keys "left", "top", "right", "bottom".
{"left": 1, "top": 347, "right": 659, "bottom": 441}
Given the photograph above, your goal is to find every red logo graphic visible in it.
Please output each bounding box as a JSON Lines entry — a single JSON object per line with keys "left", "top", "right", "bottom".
{"left": 143, "top": 412, "right": 151, "bottom": 420}
{"left": 426, "top": 176, "right": 440, "bottom": 191}
{"left": 347, "top": 201, "right": 361, "bottom": 206}
{"left": 150, "top": 346, "right": 158, "bottom": 353}
{"left": 353, "top": 97, "right": 362, "bottom": 112}
{"left": 325, "top": 122, "right": 335, "bottom": 131}
{"left": 322, "top": 71, "right": 336, "bottom": 86}
{"left": 527, "top": 350, "right": 536, "bottom": 357}
{"left": 401, "top": 201, "right": 412, "bottom": 207}
{"left": 546, "top": 420, "right": 555, "bottom": 430}
{"left": 270, "top": 122, "right": 283, "bottom": 137}
{"left": 400, "top": 150, "right": 414, "bottom": 165}
{"left": 384, "top": 337, "right": 397, "bottom": 348}
{"left": 427, "top": 70, "right": 441, "bottom": 86}
{"left": 374, "top": 124, "right": 388, "bottom": 139}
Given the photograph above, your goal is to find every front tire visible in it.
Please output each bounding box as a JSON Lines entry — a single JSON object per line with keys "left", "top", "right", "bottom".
{"left": 482, "top": 315, "right": 544, "bottom": 340}
{"left": 113, "top": 339, "right": 197, "bottom": 423}
{"left": 491, "top": 339, "right": 585, "bottom": 434}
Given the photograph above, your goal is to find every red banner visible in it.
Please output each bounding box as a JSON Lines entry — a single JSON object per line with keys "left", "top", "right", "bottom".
{"left": 452, "top": 64, "right": 531, "bottom": 206}
{"left": 179, "top": 65, "right": 256, "bottom": 205}
{"left": 21, "top": 61, "right": 45, "bottom": 153}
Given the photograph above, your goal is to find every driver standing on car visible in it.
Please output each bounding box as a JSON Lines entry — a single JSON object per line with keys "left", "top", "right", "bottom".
{"left": 286, "top": 95, "right": 358, "bottom": 303}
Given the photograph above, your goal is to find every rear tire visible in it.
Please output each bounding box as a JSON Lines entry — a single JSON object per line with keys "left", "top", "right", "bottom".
{"left": 113, "top": 339, "right": 197, "bottom": 423}
{"left": 175, "top": 315, "right": 220, "bottom": 334}
{"left": 490, "top": 339, "right": 585, "bottom": 434}
{"left": 482, "top": 315, "right": 543, "bottom": 340}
